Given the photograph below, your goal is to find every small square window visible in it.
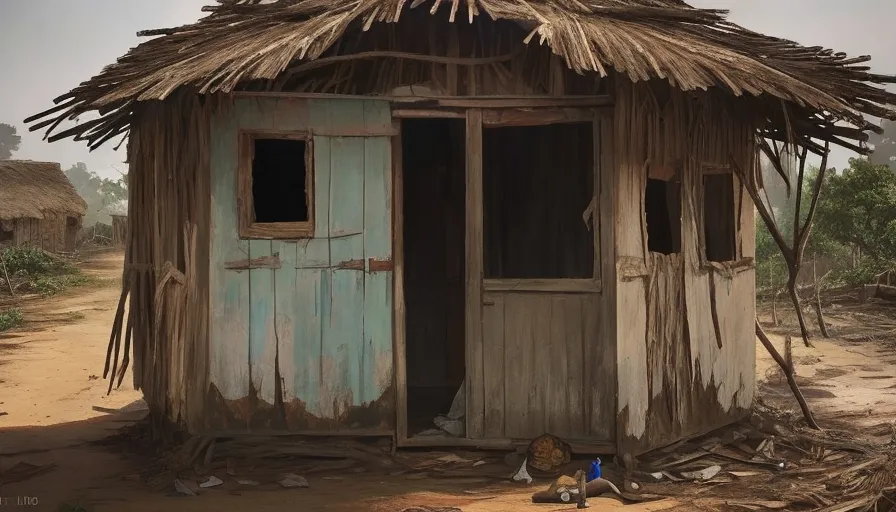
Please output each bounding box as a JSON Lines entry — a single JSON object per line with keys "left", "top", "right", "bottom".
{"left": 239, "top": 132, "right": 313, "bottom": 239}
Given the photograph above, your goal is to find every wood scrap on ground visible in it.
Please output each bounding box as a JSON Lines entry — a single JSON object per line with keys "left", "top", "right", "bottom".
{"left": 633, "top": 404, "right": 896, "bottom": 511}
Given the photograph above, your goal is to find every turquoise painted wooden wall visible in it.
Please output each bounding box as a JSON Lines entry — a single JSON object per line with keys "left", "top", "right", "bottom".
{"left": 208, "top": 97, "right": 394, "bottom": 431}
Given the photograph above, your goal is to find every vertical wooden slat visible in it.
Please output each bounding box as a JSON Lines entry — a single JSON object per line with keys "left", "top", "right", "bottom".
{"left": 502, "top": 294, "right": 528, "bottom": 438}
{"left": 595, "top": 114, "right": 618, "bottom": 440}
{"left": 274, "top": 240, "right": 298, "bottom": 419}
{"left": 248, "top": 239, "right": 277, "bottom": 407}
{"left": 482, "top": 293, "right": 505, "bottom": 438}
{"left": 528, "top": 295, "right": 552, "bottom": 435}
{"left": 209, "top": 106, "right": 250, "bottom": 403}
{"left": 465, "top": 109, "right": 485, "bottom": 438}
{"left": 362, "top": 131, "right": 393, "bottom": 406}
{"left": 547, "top": 296, "right": 573, "bottom": 437}
{"left": 392, "top": 119, "right": 408, "bottom": 440}
{"left": 592, "top": 116, "right": 602, "bottom": 282}
{"left": 323, "top": 132, "right": 365, "bottom": 419}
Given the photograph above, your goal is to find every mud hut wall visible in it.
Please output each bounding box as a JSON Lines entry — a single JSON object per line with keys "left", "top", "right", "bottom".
{"left": 614, "top": 80, "right": 757, "bottom": 455}
{"left": 119, "top": 92, "right": 212, "bottom": 433}
{"left": 206, "top": 96, "right": 395, "bottom": 433}
{"left": 256, "top": 12, "right": 606, "bottom": 97}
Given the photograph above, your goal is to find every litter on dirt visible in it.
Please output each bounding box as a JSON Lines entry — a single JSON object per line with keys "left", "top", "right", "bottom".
{"left": 278, "top": 474, "right": 309, "bottom": 488}
{"left": 199, "top": 475, "right": 223, "bottom": 488}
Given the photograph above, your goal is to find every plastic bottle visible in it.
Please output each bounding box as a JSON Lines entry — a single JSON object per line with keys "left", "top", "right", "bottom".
{"left": 586, "top": 457, "right": 602, "bottom": 483}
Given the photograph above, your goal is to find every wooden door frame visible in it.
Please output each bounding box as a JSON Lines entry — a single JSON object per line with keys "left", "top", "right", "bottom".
{"left": 392, "top": 106, "right": 616, "bottom": 450}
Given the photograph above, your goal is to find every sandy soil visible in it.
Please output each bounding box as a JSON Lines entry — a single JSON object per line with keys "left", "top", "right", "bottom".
{"left": 0, "top": 253, "right": 894, "bottom": 511}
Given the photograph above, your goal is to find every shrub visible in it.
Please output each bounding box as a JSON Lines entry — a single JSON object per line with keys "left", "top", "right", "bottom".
{"left": 29, "top": 275, "right": 92, "bottom": 297}
{"left": 0, "top": 308, "right": 24, "bottom": 332}
{"left": 1, "top": 246, "right": 76, "bottom": 276}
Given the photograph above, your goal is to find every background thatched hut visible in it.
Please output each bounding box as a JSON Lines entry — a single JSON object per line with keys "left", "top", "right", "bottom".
{"left": 0, "top": 160, "right": 87, "bottom": 253}
{"left": 27, "top": 0, "right": 896, "bottom": 456}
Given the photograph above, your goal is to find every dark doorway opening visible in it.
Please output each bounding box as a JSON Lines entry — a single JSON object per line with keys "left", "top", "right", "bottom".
{"left": 401, "top": 118, "right": 467, "bottom": 438}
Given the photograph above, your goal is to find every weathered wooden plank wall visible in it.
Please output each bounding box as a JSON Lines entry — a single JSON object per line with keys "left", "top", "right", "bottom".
{"left": 8, "top": 213, "right": 74, "bottom": 253}
{"left": 207, "top": 97, "right": 394, "bottom": 432}
{"left": 478, "top": 293, "right": 608, "bottom": 440}
{"left": 614, "top": 80, "right": 757, "bottom": 455}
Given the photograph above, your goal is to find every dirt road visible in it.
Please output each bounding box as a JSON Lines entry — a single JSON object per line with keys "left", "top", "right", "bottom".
{"left": 1, "top": 252, "right": 894, "bottom": 511}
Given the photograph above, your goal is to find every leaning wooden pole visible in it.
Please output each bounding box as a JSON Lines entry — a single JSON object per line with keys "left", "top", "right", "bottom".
{"left": 0, "top": 250, "right": 14, "bottom": 297}
{"left": 755, "top": 320, "right": 820, "bottom": 429}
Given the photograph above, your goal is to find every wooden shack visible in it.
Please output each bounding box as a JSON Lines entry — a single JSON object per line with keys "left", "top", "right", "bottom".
{"left": 107, "top": 200, "right": 129, "bottom": 249}
{"left": 0, "top": 160, "right": 87, "bottom": 253}
{"left": 27, "top": 1, "right": 896, "bottom": 457}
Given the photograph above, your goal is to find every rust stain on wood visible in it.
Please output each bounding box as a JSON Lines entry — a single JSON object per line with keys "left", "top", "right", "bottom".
{"left": 224, "top": 253, "right": 281, "bottom": 270}
{"left": 204, "top": 383, "right": 395, "bottom": 432}
{"left": 335, "top": 259, "right": 364, "bottom": 270}
{"left": 368, "top": 258, "right": 393, "bottom": 272}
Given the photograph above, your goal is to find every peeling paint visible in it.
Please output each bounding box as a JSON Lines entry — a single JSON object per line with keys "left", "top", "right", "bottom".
{"left": 204, "top": 382, "right": 394, "bottom": 432}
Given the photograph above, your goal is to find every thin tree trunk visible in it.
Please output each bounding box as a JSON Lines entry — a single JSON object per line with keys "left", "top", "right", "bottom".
{"left": 0, "top": 250, "right": 14, "bottom": 297}
{"left": 771, "top": 296, "right": 779, "bottom": 326}
{"left": 813, "top": 260, "right": 830, "bottom": 338}
{"left": 755, "top": 320, "right": 820, "bottom": 429}
{"left": 787, "top": 274, "right": 813, "bottom": 347}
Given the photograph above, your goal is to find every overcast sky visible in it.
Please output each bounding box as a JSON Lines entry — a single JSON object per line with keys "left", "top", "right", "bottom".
{"left": 1, "top": 1, "right": 894, "bottom": 179}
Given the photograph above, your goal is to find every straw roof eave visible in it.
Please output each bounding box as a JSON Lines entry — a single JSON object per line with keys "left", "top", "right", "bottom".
{"left": 24, "top": 0, "right": 896, "bottom": 155}
{"left": 0, "top": 161, "right": 88, "bottom": 220}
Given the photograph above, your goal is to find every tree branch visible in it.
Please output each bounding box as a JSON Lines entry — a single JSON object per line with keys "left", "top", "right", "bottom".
{"left": 755, "top": 320, "right": 820, "bottom": 429}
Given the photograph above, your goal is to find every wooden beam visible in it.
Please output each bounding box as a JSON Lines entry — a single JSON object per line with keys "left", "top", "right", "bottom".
{"left": 224, "top": 253, "right": 281, "bottom": 270}
{"left": 233, "top": 91, "right": 613, "bottom": 109}
{"left": 392, "top": 109, "right": 466, "bottom": 119}
{"left": 465, "top": 109, "right": 485, "bottom": 439}
{"left": 392, "top": 119, "right": 409, "bottom": 445}
{"left": 483, "top": 278, "right": 601, "bottom": 293}
{"left": 482, "top": 107, "right": 610, "bottom": 127}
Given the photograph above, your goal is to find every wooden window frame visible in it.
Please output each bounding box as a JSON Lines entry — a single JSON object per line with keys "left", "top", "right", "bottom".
{"left": 473, "top": 108, "right": 606, "bottom": 293}
{"left": 237, "top": 130, "right": 314, "bottom": 240}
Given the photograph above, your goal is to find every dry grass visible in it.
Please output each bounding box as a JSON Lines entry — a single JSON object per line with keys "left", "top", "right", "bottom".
{"left": 0, "top": 160, "right": 87, "bottom": 220}
{"left": 25, "top": 0, "right": 896, "bottom": 154}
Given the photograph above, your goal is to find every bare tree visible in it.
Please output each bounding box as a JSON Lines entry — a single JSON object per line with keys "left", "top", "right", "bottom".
{"left": 733, "top": 139, "right": 830, "bottom": 348}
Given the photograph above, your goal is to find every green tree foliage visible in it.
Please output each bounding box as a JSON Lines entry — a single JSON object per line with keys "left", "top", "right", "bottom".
{"left": 814, "top": 158, "right": 896, "bottom": 277}
{"left": 63, "top": 162, "right": 128, "bottom": 227}
{"left": 0, "top": 123, "right": 22, "bottom": 160}
{"left": 756, "top": 157, "right": 896, "bottom": 289}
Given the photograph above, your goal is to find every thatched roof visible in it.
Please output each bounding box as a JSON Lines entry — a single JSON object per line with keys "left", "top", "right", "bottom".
{"left": 24, "top": 0, "right": 896, "bottom": 154}
{"left": 0, "top": 160, "right": 88, "bottom": 220}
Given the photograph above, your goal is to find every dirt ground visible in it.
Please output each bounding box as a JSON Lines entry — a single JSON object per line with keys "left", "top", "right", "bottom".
{"left": 0, "top": 252, "right": 894, "bottom": 511}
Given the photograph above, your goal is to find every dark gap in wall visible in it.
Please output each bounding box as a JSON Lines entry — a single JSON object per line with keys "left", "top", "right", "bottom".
{"left": 251, "top": 138, "right": 308, "bottom": 223}
{"left": 646, "top": 177, "right": 681, "bottom": 255}
{"left": 482, "top": 122, "right": 594, "bottom": 279}
{"left": 703, "top": 173, "right": 736, "bottom": 262}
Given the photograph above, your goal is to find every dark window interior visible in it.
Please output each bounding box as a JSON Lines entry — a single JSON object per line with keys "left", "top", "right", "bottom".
{"left": 483, "top": 122, "right": 594, "bottom": 279}
{"left": 703, "top": 173, "right": 736, "bottom": 262}
{"left": 0, "top": 229, "right": 12, "bottom": 242}
{"left": 252, "top": 138, "right": 309, "bottom": 223}
{"left": 645, "top": 178, "right": 681, "bottom": 254}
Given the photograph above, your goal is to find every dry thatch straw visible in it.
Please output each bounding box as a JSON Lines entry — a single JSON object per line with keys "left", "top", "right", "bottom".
{"left": 23, "top": 0, "right": 896, "bottom": 154}
{"left": 0, "top": 160, "right": 87, "bottom": 220}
